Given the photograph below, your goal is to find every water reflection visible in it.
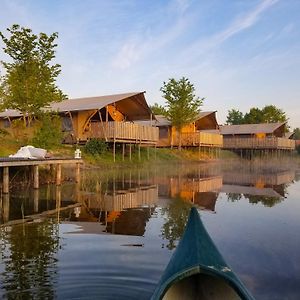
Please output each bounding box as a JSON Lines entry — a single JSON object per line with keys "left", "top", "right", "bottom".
{"left": 0, "top": 220, "right": 59, "bottom": 299}
{"left": 0, "top": 163, "right": 299, "bottom": 299}
{"left": 0, "top": 166, "right": 296, "bottom": 227}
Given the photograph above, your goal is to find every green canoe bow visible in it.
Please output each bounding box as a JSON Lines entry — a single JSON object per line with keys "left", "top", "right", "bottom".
{"left": 151, "top": 207, "right": 255, "bottom": 300}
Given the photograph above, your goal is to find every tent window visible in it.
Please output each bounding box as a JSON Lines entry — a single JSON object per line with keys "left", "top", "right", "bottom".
{"left": 4, "top": 119, "right": 10, "bottom": 128}
{"left": 159, "top": 127, "right": 168, "bottom": 138}
{"left": 62, "top": 116, "right": 73, "bottom": 132}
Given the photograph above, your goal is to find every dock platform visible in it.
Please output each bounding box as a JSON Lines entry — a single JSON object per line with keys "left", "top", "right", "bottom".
{"left": 0, "top": 157, "right": 83, "bottom": 193}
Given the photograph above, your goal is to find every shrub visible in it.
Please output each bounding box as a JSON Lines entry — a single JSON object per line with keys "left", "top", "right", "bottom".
{"left": 296, "top": 145, "right": 300, "bottom": 155}
{"left": 11, "top": 118, "right": 28, "bottom": 141}
{"left": 31, "top": 113, "right": 63, "bottom": 149}
{"left": 84, "top": 139, "right": 108, "bottom": 155}
{"left": 0, "top": 128, "right": 9, "bottom": 137}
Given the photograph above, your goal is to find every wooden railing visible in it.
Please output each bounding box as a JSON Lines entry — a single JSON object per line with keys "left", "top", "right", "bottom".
{"left": 173, "top": 132, "right": 223, "bottom": 147}
{"left": 223, "top": 137, "right": 295, "bottom": 150}
{"left": 170, "top": 176, "right": 223, "bottom": 194}
{"left": 90, "top": 122, "right": 159, "bottom": 144}
{"left": 80, "top": 185, "right": 158, "bottom": 211}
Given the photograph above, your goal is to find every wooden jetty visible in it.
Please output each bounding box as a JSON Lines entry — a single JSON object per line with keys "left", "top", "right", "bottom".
{"left": 0, "top": 158, "right": 83, "bottom": 193}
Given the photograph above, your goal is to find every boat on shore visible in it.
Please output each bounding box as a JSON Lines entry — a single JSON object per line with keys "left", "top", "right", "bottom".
{"left": 151, "top": 207, "right": 255, "bottom": 300}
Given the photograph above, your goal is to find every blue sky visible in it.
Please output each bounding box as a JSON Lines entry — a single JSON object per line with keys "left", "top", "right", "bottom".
{"left": 0, "top": 0, "right": 299, "bottom": 128}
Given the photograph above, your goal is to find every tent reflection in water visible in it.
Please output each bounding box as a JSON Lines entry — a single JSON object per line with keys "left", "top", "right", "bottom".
{"left": 151, "top": 207, "right": 254, "bottom": 300}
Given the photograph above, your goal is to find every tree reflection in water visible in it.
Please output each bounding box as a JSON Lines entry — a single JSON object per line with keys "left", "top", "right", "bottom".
{"left": 0, "top": 220, "right": 59, "bottom": 299}
{"left": 160, "top": 197, "right": 192, "bottom": 250}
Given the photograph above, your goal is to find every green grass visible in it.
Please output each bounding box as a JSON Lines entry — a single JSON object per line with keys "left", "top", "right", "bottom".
{"left": 0, "top": 133, "right": 223, "bottom": 167}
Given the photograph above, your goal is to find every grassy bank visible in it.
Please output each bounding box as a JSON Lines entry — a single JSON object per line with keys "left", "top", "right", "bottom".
{"left": 1, "top": 135, "right": 298, "bottom": 169}
{"left": 0, "top": 135, "right": 222, "bottom": 168}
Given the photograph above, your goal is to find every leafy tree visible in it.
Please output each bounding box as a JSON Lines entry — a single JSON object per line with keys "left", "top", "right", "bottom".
{"left": 149, "top": 102, "right": 167, "bottom": 115}
{"left": 293, "top": 128, "right": 300, "bottom": 140}
{"left": 0, "top": 24, "right": 66, "bottom": 126}
{"left": 160, "top": 77, "right": 203, "bottom": 149}
{"left": 226, "top": 109, "right": 244, "bottom": 125}
{"left": 160, "top": 197, "right": 192, "bottom": 250}
{"left": 244, "top": 107, "right": 264, "bottom": 124}
{"left": 226, "top": 105, "right": 289, "bottom": 127}
{"left": 31, "top": 112, "right": 63, "bottom": 149}
{"left": 261, "top": 105, "right": 287, "bottom": 123}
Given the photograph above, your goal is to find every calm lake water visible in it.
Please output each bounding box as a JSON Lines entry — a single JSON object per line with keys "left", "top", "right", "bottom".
{"left": 1, "top": 161, "right": 300, "bottom": 299}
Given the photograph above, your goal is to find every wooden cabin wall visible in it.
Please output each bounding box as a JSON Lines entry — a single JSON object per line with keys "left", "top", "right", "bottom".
{"left": 71, "top": 105, "right": 125, "bottom": 141}
{"left": 170, "top": 123, "right": 195, "bottom": 145}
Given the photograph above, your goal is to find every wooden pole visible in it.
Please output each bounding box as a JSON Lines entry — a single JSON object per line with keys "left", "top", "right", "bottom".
{"left": 55, "top": 186, "right": 61, "bottom": 223}
{"left": 129, "top": 144, "right": 132, "bottom": 161}
{"left": 56, "top": 164, "right": 62, "bottom": 186}
{"left": 3, "top": 167, "right": 9, "bottom": 194}
{"left": 3, "top": 193, "right": 9, "bottom": 223}
{"left": 99, "top": 110, "right": 108, "bottom": 141}
{"left": 147, "top": 146, "right": 150, "bottom": 160}
{"left": 50, "top": 165, "right": 55, "bottom": 183}
{"left": 122, "top": 143, "right": 125, "bottom": 161}
{"left": 138, "top": 143, "right": 141, "bottom": 161}
{"left": 33, "top": 165, "right": 39, "bottom": 189}
{"left": 33, "top": 189, "right": 39, "bottom": 212}
{"left": 113, "top": 141, "right": 116, "bottom": 162}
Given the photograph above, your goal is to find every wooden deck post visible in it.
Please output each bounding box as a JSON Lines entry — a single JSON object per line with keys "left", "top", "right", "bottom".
{"left": 75, "top": 163, "right": 81, "bottom": 184}
{"left": 56, "top": 164, "right": 62, "bottom": 186}
{"left": 33, "top": 165, "right": 39, "bottom": 189}
{"left": 33, "top": 189, "right": 39, "bottom": 212}
{"left": 50, "top": 165, "right": 55, "bottom": 183}
{"left": 147, "top": 146, "right": 150, "bottom": 160}
{"left": 2, "top": 193, "right": 9, "bottom": 223}
{"left": 113, "top": 141, "right": 116, "bottom": 162}
{"left": 129, "top": 144, "right": 132, "bottom": 161}
{"left": 3, "top": 167, "right": 9, "bottom": 194}
{"left": 55, "top": 186, "right": 61, "bottom": 222}
{"left": 122, "top": 143, "right": 125, "bottom": 161}
{"left": 138, "top": 143, "right": 141, "bottom": 161}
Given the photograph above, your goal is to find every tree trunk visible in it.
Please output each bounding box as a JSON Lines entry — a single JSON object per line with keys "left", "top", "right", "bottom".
{"left": 178, "top": 129, "right": 182, "bottom": 151}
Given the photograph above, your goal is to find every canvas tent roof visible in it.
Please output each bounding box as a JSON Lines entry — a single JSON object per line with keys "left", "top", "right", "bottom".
{"left": 220, "top": 123, "right": 286, "bottom": 135}
{"left": 138, "top": 111, "right": 217, "bottom": 127}
{"left": 0, "top": 92, "right": 153, "bottom": 121}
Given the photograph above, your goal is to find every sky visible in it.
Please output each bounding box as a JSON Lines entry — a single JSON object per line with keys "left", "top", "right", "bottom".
{"left": 0, "top": 0, "right": 299, "bottom": 128}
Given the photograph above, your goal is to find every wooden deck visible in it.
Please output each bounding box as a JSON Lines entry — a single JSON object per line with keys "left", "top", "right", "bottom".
{"left": 80, "top": 185, "right": 158, "bottom": 211}
{"left": 223, "top": 137, "right": 295, "bottom": 150}
{"left": 0, "top": 158, "right": 82, "bottom": 193}
{"left": 171, "top": 176, "right": 223, "bottom": 194}
{"left": 172, "top": 132, "right": 223, "bottom": 148}
{"left": 90, "top": 122, "right": 159, "bottom": 145}
{"left": 223, "top": 171, "right": 295, "bottom": 186}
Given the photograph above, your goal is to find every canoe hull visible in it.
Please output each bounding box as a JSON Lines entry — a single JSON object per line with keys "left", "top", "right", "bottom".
{"left": 151, "top": 207, "right": 255, "bottom": 300}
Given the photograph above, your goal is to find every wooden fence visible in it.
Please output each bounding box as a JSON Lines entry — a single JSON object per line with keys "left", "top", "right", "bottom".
{"left": 223, "top": 137, "right": 295, "bottom": 150}
{"left": 90, "top": 122, "right": 159, "bottom": 144}
{"left": 173, "top": 132, "right": 223, "bottom": 147}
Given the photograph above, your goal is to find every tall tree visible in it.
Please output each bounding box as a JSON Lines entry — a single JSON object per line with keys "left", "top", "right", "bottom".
{"left": 149, "top": 102, "right": 167, "bottom": 115}
{"left": 160, "top": 77, "right": 203, "bottom": 149}
{"left": 0, "top": 24, "right": 66, "bottom": 125}
{"left": 293, "top": 128, "right": 300, "bottom": 140}
{"left": 226, "top": 109, "right": 244, "bottom": 125}
{"left": 226, "top": 105, "right": 289, "bottom": 127}
{"left": 261, "top": 105, "right": 287, "bottom": 123}
{"left": 243, "top": 107, "right": 264, "bottom": 124}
